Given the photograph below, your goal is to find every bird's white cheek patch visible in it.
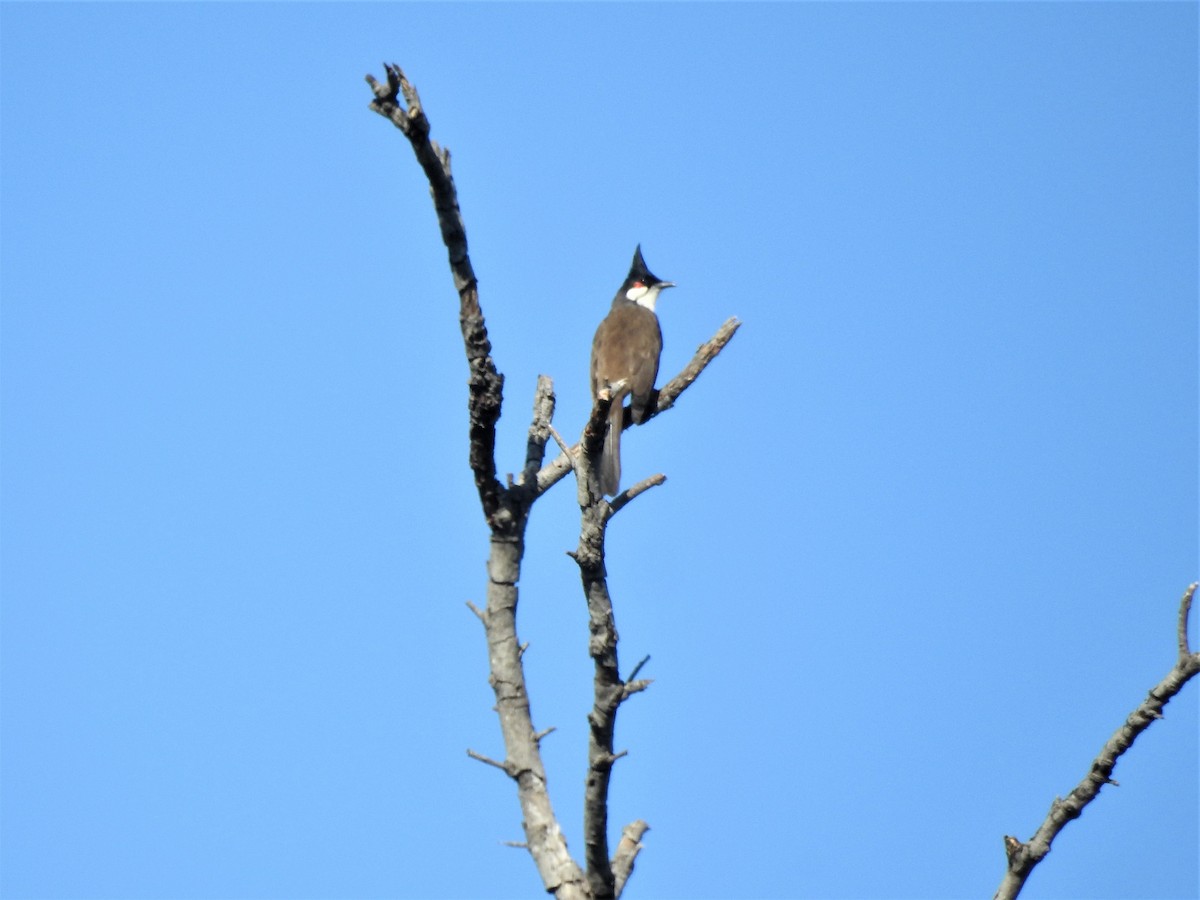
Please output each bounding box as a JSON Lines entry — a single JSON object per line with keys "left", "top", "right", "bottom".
{"left": 629, "top": 285, "right": 661, "bottom": 312}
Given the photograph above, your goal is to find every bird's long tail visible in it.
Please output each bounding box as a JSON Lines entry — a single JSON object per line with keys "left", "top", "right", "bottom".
{"left": 599, "top": 400, "right": 623, "bottom": 496}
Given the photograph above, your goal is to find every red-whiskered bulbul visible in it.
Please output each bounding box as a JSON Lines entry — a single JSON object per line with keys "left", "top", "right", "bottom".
{"left": 590, "top": 245, "right": 676, "bottom": 496}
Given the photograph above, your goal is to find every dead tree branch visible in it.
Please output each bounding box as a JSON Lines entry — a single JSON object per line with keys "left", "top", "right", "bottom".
{"left": 562, "top": 398, "right": 666, "bottom": 899}
{"left": 994, "top": 582, "right": 1200, "bottom": 900}
{"left": 367, "top": 62, "right": 586, "bottom": 899}
{"left": 365, "top": 63, "right": 503, "bottom": 525}
{"left": 653, "top": 316, "right": 743, "bottom": 415}
{"left": 366, "top": 62, "right": 737, "bottom": 899}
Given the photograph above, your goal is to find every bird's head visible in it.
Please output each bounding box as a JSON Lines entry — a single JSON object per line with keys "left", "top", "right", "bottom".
{"left": 620, "top": 244, "right": 675, "bottom": 311}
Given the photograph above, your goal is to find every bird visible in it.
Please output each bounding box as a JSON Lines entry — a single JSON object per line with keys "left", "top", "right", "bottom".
{"left": 589, "top": 245, "right": 676, "bottom": 496}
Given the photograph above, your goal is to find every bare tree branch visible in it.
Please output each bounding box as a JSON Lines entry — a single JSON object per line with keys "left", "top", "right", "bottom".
{"left": 367, "top": 63, "right": 587, "bottom": 899}
{"left": 579, "top": 526, "right": 634, "bottom": 897}
{"left": 607, "top": 474, "right": 667, "bottom": 518}
{"left": 547, "top": 424, "right": 573, "bottom": 461}
{"left": 653, "top": 316, "right": 742, "bottom": 415}
{"left": 366, "top": 63, "right": 504, "bottom": 525}
{"left": 367, "top": 63, "right": 736, "bottom": 900}
{"left": 467, "top": 748, "right": 515, "bottom": 775}
{"left": 478, "top": 538, "right": 588, "bottom": 898}
{"left": 994, "top": 582, "right": 1200, "bottom": 900}
{"left": 562, "top": 399, "right": 665, "bottom": 899}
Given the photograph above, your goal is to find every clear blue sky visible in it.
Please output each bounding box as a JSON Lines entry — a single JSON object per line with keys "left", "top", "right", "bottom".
{"left": 2, "top": 4, "right": 1196, "bottom": 899}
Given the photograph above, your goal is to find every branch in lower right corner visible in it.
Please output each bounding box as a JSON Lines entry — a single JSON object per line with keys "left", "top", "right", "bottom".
{"left": 992, "top": 581, "right": 1200, "bottom": 900}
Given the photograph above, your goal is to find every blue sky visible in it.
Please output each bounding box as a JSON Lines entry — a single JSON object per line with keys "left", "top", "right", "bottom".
{"left": 2, "top": 4, "right": 1196, "bottom": 899}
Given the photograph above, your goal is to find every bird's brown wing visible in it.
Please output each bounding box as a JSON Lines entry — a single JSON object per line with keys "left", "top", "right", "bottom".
{"left": 591, "top": 305, "right": 662, "bottom": 423}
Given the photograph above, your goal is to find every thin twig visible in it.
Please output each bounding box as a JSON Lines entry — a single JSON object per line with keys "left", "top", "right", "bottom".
{"left": 626, "top": 655, "right": 651, "bottom": 683}
{"left": 1178, "top": 582, "right": 1195, "bottom": 660}
{"left": 607, "top": 474, "right": 667, "bottom": 519}
{"left": 467, "top": 748, "right": 513, "bottom": 775}
{"left": 548, "top": 424, "right": 574, "bottom": 464}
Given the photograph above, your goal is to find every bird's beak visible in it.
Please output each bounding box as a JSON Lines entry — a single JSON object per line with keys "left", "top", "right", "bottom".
{"left": 660, "top": 281, "right": 677, "bottom": 290}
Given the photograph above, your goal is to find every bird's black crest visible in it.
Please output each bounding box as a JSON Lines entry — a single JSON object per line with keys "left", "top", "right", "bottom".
{"left": 628, "top": 244, "right": 662, "bottom": 286}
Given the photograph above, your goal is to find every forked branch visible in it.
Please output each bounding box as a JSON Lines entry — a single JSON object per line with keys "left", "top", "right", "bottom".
{"left": 367, "top": 62, "right": 736, "bottom": 900}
